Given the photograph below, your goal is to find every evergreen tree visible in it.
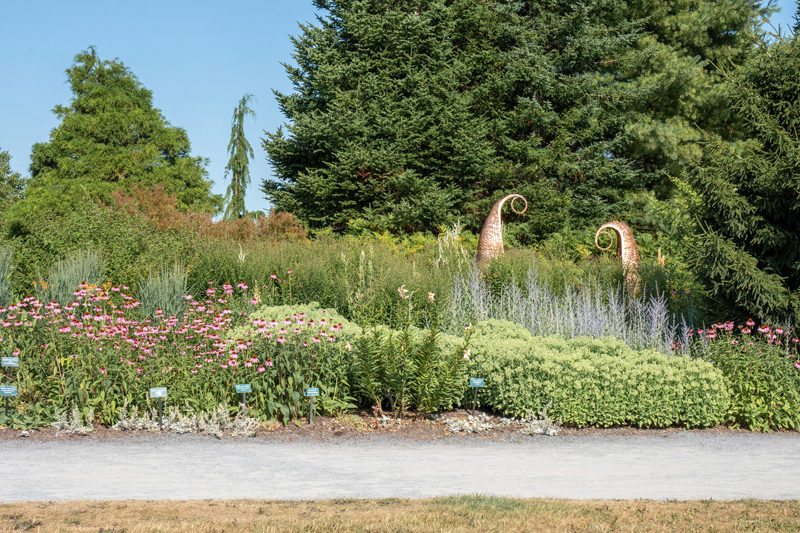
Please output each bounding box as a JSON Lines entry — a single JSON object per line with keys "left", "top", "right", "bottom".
{"left": 620, "top": 0, "right": 770, "bottom": 188}
{"left": 794, "top": 0, "right": 800, "bottom": 34}
{"left": 0, "top": 149, "right": 24, "bottom": 214}
{"left": 263, "top": 0, "right": 767, "bottom": 237}
{"left": 223, "top": 94, "right": 256, "bottom": 219}
{"left": 12, "top": 48, "right": 220, "bottom": 225}
{"left": 685, "top": 35, "right": 800, "bottom": 320}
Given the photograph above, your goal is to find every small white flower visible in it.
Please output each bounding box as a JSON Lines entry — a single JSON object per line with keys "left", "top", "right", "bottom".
{"left": 463, "top": 349, "right": 471, "bottom": 360}
{"left": 427, "top": 292, "right": 435, "bottom": 303}
{"left": 398, "top": 285, "right": 409, "bottom": 299}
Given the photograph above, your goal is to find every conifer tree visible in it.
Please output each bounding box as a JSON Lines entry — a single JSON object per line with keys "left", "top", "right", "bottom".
{"left": 794, "top": 0, "right": 800, "bottom": 34}
{"left": 223, "top": 94, "right": 256, "bottom": 219}
{"left": 263, "top": 0, "right": 768, "bottom": 237}
{"left": 12, "top": 48, "right": 220, "bottom": 224}
{"left": 0, "top": 149, "right": 24, "bottom": 214}
{"left": 685, "top": 36, "right": 800, "bottom": 320}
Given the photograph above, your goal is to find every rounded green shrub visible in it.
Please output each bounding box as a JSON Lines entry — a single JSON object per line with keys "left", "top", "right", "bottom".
{"left": 466, "top": 320, "right": 729, "bottom": 427}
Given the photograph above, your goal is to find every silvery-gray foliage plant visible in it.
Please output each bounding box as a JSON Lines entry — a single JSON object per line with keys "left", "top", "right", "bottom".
{"left": 445, "top": 266, "right": 681, "bottom": 354}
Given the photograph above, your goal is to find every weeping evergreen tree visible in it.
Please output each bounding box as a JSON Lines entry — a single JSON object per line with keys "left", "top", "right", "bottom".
{"left": 224, "top": 93, "right": 256, "bottom": 219}
{"left": 685, "top": 35, "right": 800, "bottom": 321}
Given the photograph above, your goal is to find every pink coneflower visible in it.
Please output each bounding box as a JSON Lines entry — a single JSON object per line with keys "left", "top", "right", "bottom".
{"left": 758, "top": 325, "right": 770, "bottom": 334}
{"left": 746, "top": 318, "right": 755, "bottom": 327}
{"left": 100, "top": 367, "right": 106, "bottom": 374}
{"left": 776, "top": 328, "right": 784, "bottom": 335}
{"left": 277, "top": 336, "right": 286, "bottom": 343}
{"left": 312, "top": 337, "right": 320, "bottom": 343}
{"left": 257, "top": 366, "right": 265, "bottom": 373}
{"left": 742, "top": 327, "right": 751, "bottom": 335}
{"left": 270, "top": 273, "right": 277, "bottom": 279}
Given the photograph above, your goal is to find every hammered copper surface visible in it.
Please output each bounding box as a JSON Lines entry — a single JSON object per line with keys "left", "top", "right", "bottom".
{"left": 595, "top": 221, "right": 641, "bottom": 293}
{"left": 476, "top": 194, "right": 527, "bottom": 265}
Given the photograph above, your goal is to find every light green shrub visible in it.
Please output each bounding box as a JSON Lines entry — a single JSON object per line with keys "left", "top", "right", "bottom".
{"left": 467, "top": 320, "right": 729, "bottom": 427}
{"left": 227, "top": 302, "right": 363, "bottom": 341}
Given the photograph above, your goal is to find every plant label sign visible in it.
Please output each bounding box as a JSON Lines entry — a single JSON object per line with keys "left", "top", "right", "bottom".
{"left": 304, "top": 387, "right": 320, "bottom": 397}
{"left": 149, "top": 387, "right": 167, "bottom": 399}
{"left": 0, "top": 385, "right": 18, "bottom": 397}
{"left": 469, "top": 378, "right": 485, "bottom": 388}
{"left": 235, "top": 384, "right": 252, "bottom": 394}
{"left": 1, "top": 357, "right": 19, "bottom": 367}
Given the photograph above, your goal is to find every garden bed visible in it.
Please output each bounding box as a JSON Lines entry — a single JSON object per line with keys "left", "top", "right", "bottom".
{"left": 0, "top": 408, "right": 760, "bottom": 443}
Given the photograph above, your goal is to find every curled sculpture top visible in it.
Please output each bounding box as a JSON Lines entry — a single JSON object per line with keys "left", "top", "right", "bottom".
{"left": 475, "top": 194, "right": 527, "bottom": 265}
{"left": 595, "top": 221, "right": 640, "bottom": 292}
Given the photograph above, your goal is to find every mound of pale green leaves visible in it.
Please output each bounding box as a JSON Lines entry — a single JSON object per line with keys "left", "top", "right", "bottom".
{"left": 467, "top": 320, "right": 730, "bottom": 427}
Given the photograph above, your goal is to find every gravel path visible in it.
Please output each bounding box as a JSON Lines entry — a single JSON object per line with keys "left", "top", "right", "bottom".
{"left": 1, "top": 432, "right": 799, "bottom": 502}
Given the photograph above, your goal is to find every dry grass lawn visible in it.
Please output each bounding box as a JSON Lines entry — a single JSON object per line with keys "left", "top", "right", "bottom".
{"left": 1, "top": 496, "right": 799, "bottom": 532}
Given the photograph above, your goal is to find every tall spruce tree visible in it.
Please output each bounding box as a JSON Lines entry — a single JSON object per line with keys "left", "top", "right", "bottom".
{"left": 264, "top": 0, "right": 767, "bottom": 237}
{"left": 12, "top": 48, "right": 219, "bottom": 225}
{"left": 620, "top": 0, "right": 771, "bottom": 186}
{"left": 685, "top": 35, "right": 800, "bottom": 320}
{"left": 223, "top": 94, "right": 256, "bottom": 219}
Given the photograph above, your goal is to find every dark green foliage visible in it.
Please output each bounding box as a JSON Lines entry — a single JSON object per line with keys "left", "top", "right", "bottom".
{"left": 794, "top": 0, "right": 800, "bottom": 35}
{"left": 10, "top": 48, "right": 220, "bottom": 225}
{"left": 0, "top": 149, "right": 24, "bottom": 216}
{"left": 685, "top": 36, "right": 800, "bottom": 321}
{"left": 264, "top": 0, "right": 766, "bottom": 239}
{"left": 223, "top": 94, "right": 256, "bottom": 219}
{"left": 7, "top": 200, "right": 193, "bottom": 296}
{"left": 350, "top": 325, "right": 468, "bottom": 415}
{"left": 466, "top": 320, "right": 730, "bottom": 427}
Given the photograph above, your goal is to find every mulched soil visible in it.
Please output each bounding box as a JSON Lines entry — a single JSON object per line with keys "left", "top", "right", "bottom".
{"left": 0, "top": 409, "right": 764, "bottom": 442}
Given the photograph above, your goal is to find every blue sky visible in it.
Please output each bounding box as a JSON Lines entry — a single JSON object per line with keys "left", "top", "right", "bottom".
{"left": 0, "top": 1, "right": 796, "bottom": 215}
